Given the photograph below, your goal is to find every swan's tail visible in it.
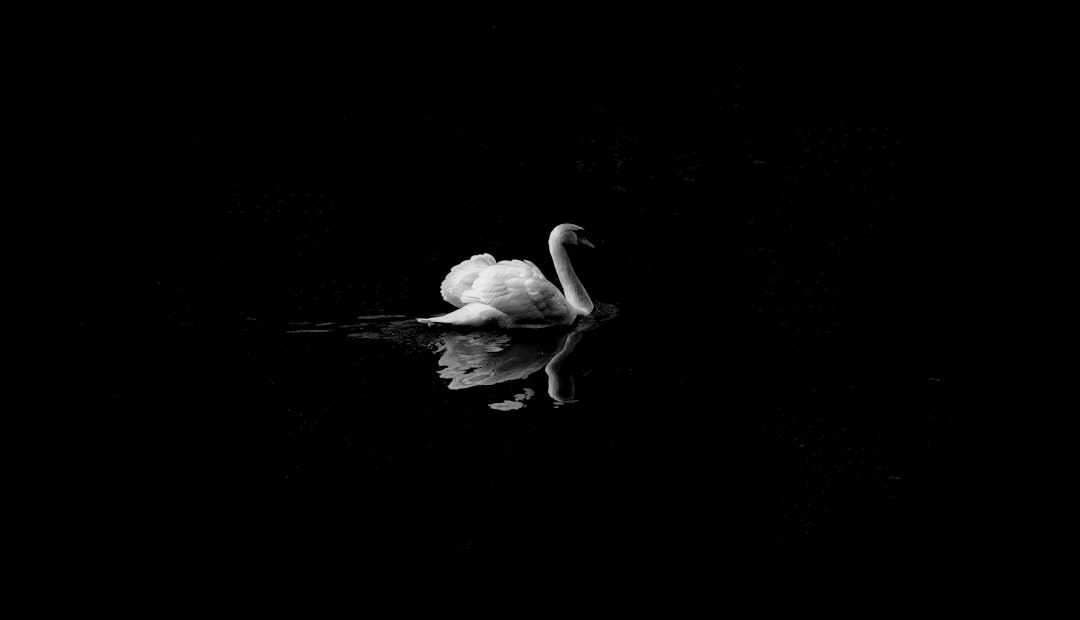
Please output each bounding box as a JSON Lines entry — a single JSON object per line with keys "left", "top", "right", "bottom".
{"left": 417, "top": 303, "right": 510, "bottom": 328}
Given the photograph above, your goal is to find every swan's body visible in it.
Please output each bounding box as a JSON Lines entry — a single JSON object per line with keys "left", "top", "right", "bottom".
{"left": 418, "top": 224, "right": 594, "bottom": 329}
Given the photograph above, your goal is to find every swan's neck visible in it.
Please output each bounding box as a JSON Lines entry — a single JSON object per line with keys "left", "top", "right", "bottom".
{"left": 549, "top": 240, "right": 594, "bottom": 316}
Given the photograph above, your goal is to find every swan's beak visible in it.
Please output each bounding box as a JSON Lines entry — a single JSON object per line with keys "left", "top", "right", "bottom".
{"left": 579, "top": 237, "right": 595, "bottom": 249}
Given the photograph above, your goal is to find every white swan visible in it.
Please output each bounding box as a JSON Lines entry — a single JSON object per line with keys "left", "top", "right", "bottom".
{"left": 417, "top": 223, "right": 594, "bottom": 329}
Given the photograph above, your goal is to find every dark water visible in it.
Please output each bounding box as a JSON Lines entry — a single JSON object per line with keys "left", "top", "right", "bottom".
{"left": 63, "top": 26, "right": 979, "bottom": 591}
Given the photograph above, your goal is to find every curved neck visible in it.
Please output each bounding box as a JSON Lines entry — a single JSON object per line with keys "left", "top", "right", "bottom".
{"left": 549, "top": 240, "right": 593, "bottom": 316}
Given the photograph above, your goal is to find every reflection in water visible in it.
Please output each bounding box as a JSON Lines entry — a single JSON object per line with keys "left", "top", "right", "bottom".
{"left": 433, "top": 323, "right": 588, "bottom": 409}
{"left": 293, "top": 303, "right": 614, "bottom": 409}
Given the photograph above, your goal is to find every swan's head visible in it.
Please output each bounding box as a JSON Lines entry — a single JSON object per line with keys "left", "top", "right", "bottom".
{"left": 549, "top": 223, "right": 594, "bottom": 248}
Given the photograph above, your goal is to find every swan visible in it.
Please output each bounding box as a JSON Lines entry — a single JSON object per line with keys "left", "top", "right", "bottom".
{"left": 417, "top": 223, "right": 594, "bottom": 329}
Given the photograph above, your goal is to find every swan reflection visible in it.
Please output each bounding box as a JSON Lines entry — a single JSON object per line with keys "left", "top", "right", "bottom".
{"left": 433, "top": 322, "right": 589, "bottom": 408}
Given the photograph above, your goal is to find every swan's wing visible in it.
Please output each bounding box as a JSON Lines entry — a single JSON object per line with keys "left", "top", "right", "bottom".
{"left": 459, "top": 260, "right": 573, "bottom": 321}
{"left": 440, "top": 253, "right": 496, "bottom": 308}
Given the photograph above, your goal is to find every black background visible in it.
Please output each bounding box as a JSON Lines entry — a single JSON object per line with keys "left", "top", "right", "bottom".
{"left": 57, "top": 19, "right": 986, "bottom": 594}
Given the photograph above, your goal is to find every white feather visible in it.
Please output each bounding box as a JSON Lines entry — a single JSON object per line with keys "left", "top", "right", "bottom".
{"left": 440, "top": 253, "right": 495, "bottom": 308}
{"left": 419, "top": 224, "right": 594, "bottom": 329}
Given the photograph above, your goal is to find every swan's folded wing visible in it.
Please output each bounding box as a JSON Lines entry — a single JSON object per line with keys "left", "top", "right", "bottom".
{"left": 459, "top": 260, "right": 572, "bottom": 321}
{"left": 440, "top": 253, "right": 496, "bottom": 308}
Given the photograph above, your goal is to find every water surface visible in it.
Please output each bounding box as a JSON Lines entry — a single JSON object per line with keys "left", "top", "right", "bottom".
{"left": 70, "top": 33, "right": 975, "bottom": 585}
